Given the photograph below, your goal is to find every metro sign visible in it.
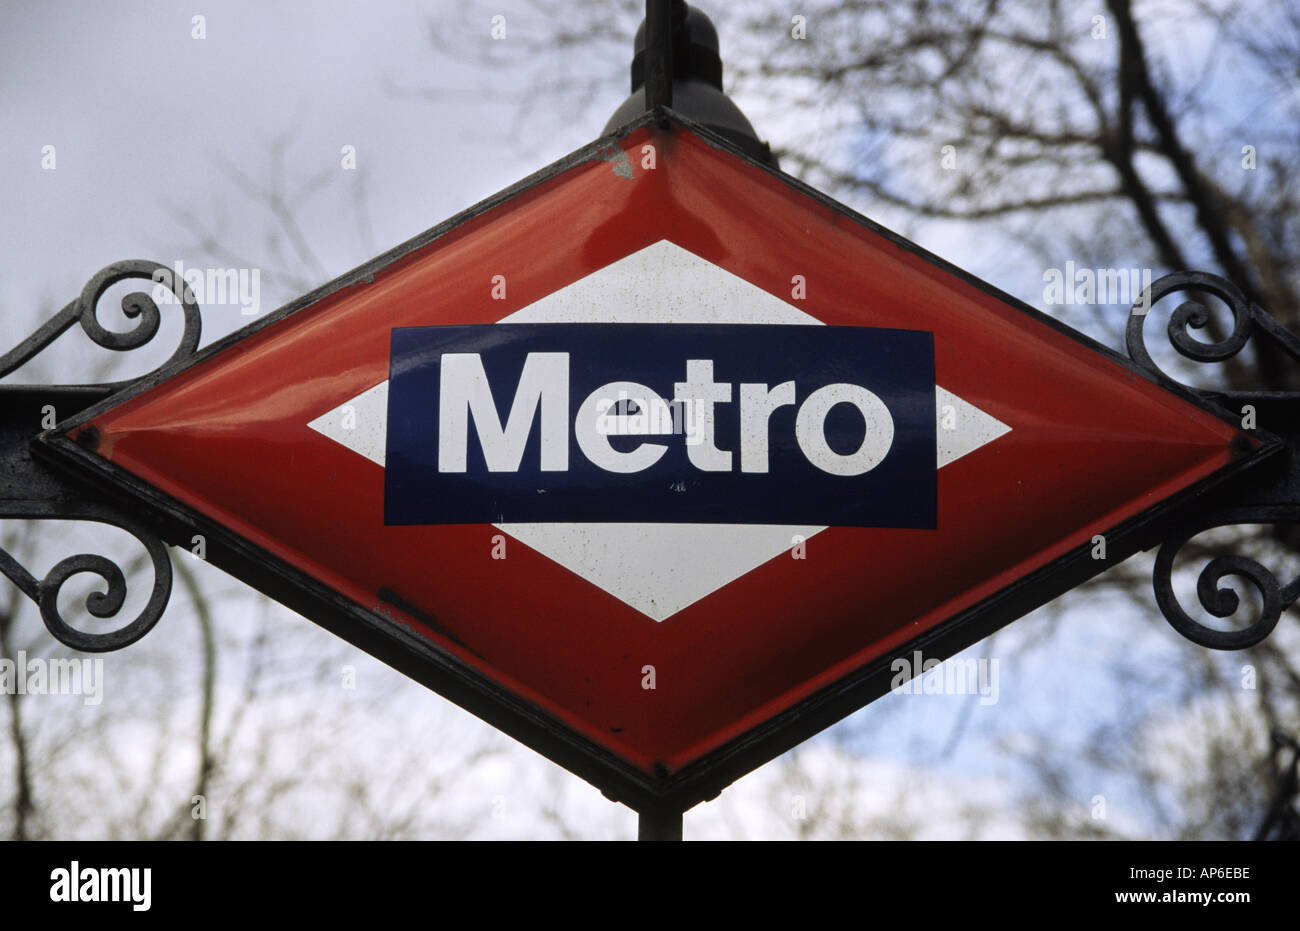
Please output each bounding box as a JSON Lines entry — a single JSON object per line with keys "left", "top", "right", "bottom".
{"left": 41, "top": 113, "right": 1264, "bottom": 811}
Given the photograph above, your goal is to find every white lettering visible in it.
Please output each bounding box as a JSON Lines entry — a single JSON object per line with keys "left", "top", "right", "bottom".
{"left": 794, "top": 383, "right": 894, "bottom": 475}
{"left": 438, "top": 352, "right": 569, "bottom": 472}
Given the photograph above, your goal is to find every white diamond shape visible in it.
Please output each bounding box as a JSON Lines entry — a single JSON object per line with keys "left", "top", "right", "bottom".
{"left": 308, "top": 240, "right": 1009, "bottom": 621}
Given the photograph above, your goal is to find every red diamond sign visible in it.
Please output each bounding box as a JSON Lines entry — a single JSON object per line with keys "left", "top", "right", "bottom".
{"left": 43, "top": 115, "right": 1264, "bottom": 810}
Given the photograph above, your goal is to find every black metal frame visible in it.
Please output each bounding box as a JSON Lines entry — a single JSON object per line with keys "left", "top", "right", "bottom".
{"left": 0, "top": 262, "right": 199, "bottom": 652}
{"left": 1125, "top": 272, "right": 1300, "bottom": 649}
{"left": 644, "top": 0, "right": 676, "bottom": 115}
{"left": 3, "top": 109, "right": 1298, "bottom": 833}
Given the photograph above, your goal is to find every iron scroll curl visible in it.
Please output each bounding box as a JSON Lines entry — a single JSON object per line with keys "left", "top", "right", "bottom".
{"left": 0, "top": 502, "right": 174, "bottom": 653}
{"left": 0, "top": 260, "right": 202, "bottom": 389}
{"left": 0, "top": 259, "right": 196, "bottom": 651}
{"left": 1153, "top": 509, "right": 1300, "bottom": 651}
{"left": 1125, "top": 271, "right": 1300, "bottom": 649}
{"left": 1125, "top": 270, "right": 1300, "bottom": 391}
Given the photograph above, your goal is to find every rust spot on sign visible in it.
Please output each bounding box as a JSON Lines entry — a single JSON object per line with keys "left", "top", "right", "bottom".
{"left": 596, "top": 144, "right": 635, "bottom": 180}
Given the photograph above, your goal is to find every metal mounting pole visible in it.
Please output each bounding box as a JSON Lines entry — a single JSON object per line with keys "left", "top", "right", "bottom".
{"left": 605, "top": 2, "right": 776, "bottom": 164}
{"left": 644, "top": 0, "right": 675, "bottom": 113}
{"left": 638, "top": 807, "right": 683, "bottom": 841}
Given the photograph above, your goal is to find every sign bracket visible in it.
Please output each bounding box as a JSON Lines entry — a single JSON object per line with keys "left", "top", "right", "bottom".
{"left": 1125, "top": 270, "right": 1300, "bottom": 649}
{"left": 643, "top": 0, "right": 677, "bottom": 118}
{"left": 638, "top": 807, "right": 684, "bottom": 841}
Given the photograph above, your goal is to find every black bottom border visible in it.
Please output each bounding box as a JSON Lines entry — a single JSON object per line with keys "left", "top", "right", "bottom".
{"left": 2, "top": 839, "right": 1288, "bottom": 916}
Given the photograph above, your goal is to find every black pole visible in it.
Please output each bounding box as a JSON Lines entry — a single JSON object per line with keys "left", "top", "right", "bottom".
{"left": 638, "top": 807, "right": 683, "bottom": 840}
{"left": 644, "top": 0, "right": 674, "bottom": 112}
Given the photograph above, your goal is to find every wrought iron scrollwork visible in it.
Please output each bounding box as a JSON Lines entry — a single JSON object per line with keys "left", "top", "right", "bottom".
{"left": 0, "top": 259, "right": 194, "bottom": 651}
{"left": 1125, "top": 271, "right": 1300, "bottom": 649}
{"left": 0, "top": 259, "right": 201, "bottom": 390}
{"left": 0, "top": 501, "right": 173, "bottom": 652}
{"left": 1126, "top": 270, "right": 1300, "bottom": 397}
{"left": 1153, "top": 508, "right": 1300, "bottom": 650}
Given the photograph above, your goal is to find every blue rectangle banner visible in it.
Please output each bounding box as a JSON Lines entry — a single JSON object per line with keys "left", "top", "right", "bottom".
{"left": 385, "top": 323, "right": 935, "bottom": 527}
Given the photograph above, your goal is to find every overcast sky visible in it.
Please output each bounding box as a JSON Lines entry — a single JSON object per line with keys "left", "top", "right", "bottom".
{"left": 1, "top": 1, "right": 592, "bottom": 346}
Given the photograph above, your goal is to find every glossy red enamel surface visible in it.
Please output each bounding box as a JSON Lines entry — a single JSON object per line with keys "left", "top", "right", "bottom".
{"left": 80, "top": 126, "right": 1247, "bottom": 775}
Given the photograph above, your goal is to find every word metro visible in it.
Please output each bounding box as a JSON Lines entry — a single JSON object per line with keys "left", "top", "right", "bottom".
{"left": 385, "top": 323, "right": 936, "bottom": 527}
